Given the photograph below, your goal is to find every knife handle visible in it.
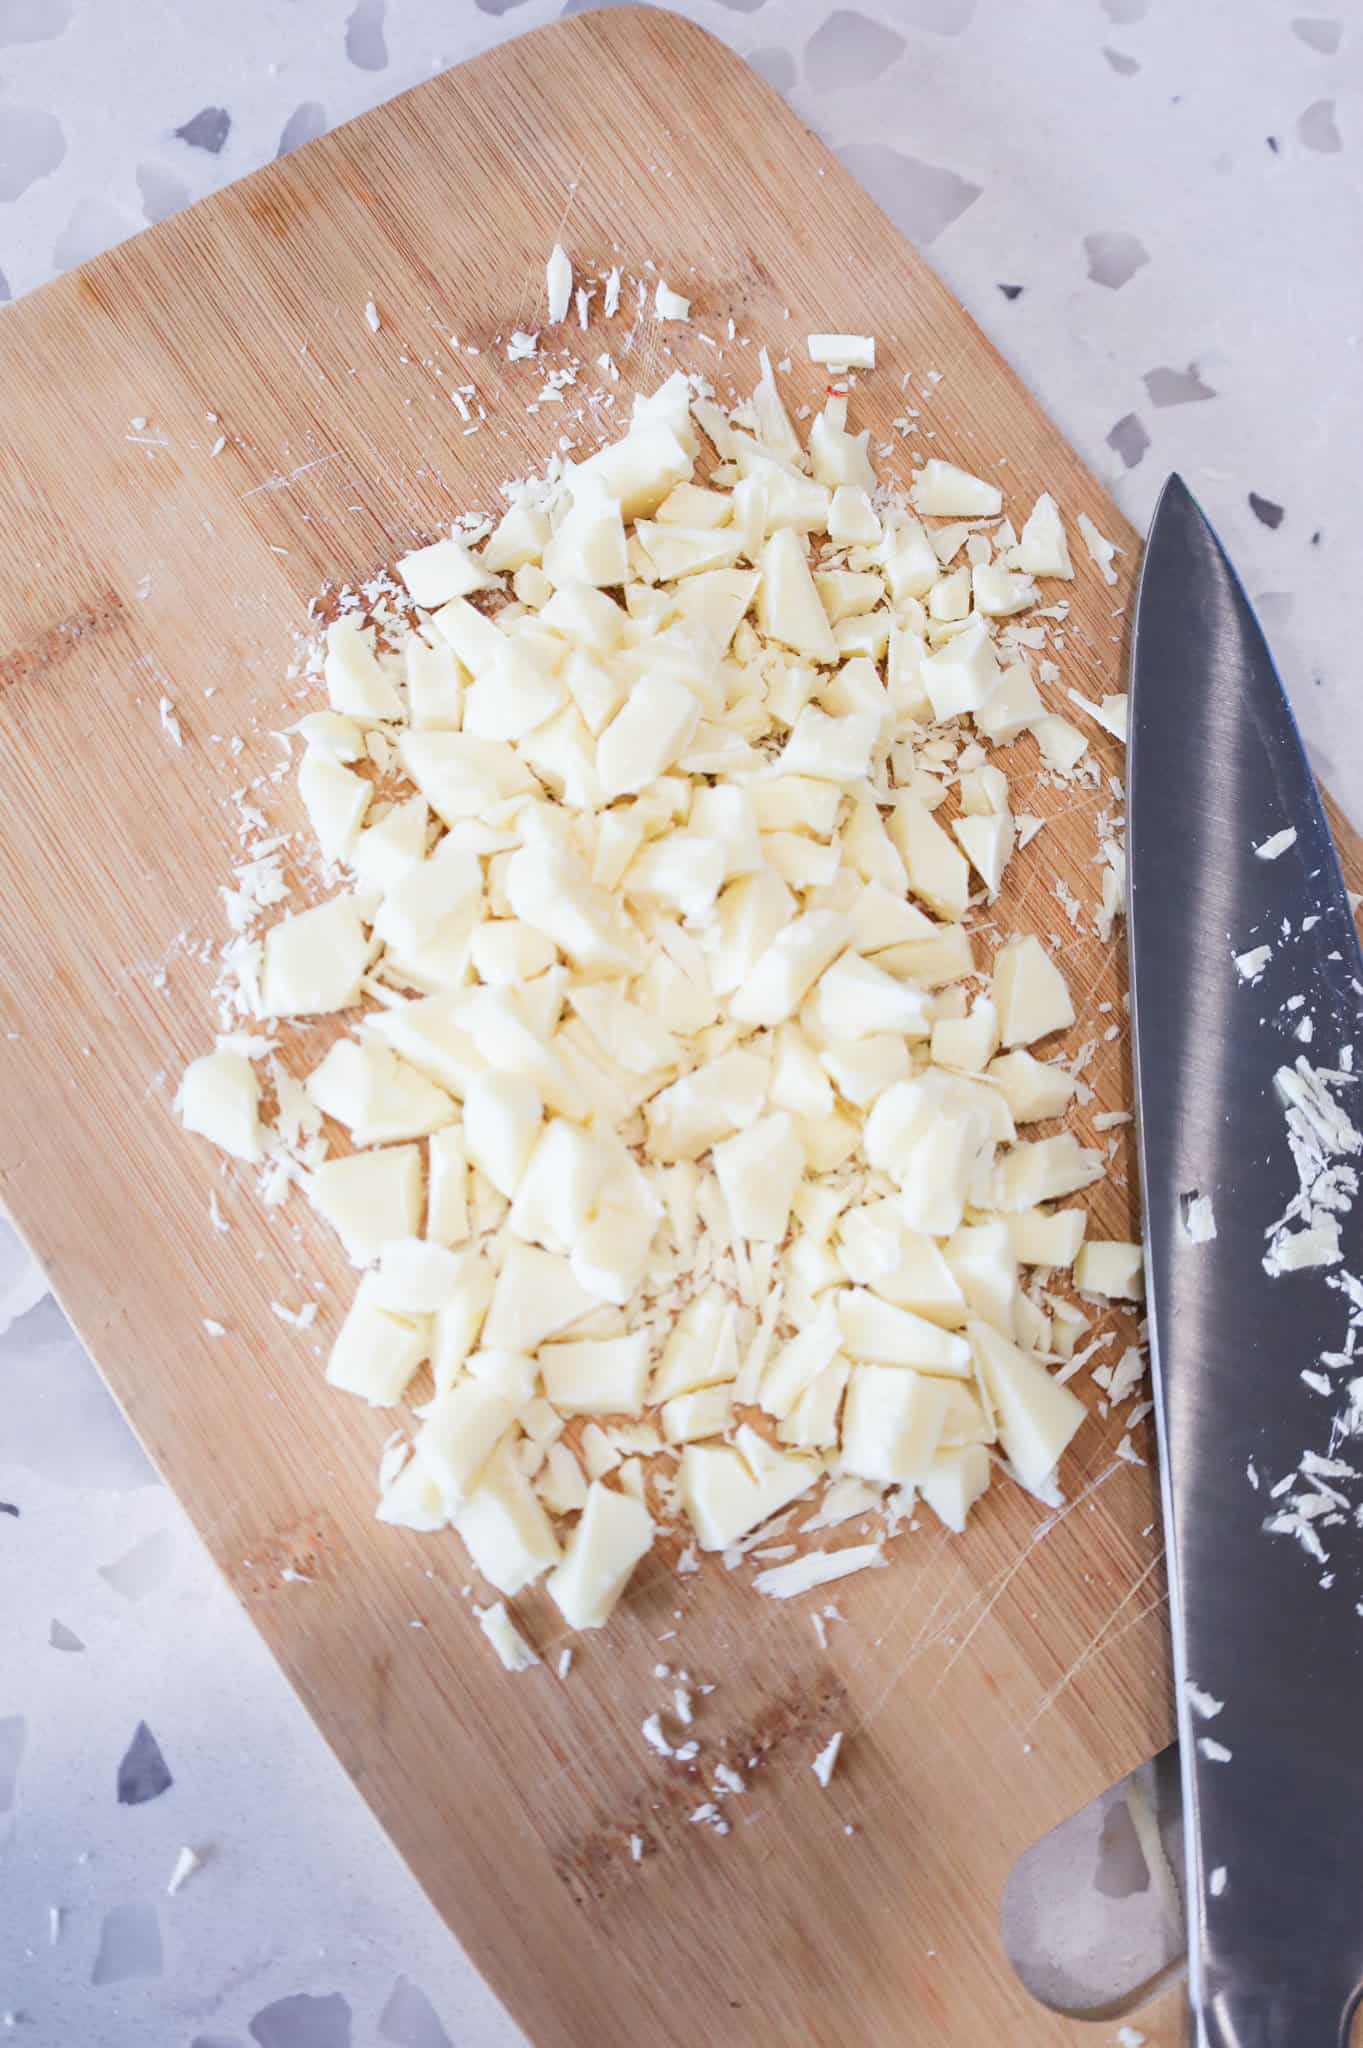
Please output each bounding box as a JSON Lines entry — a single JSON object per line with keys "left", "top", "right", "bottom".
{"left": 1196, "top": 1973, "right": 1359, "bottom": 2047}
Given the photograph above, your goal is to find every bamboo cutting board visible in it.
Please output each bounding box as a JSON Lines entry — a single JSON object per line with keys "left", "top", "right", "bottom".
{"left": 1, "top": 11, "right": 1356, "bottom": 2043}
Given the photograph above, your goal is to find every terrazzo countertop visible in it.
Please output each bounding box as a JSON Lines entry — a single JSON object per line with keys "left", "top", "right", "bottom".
{"left": 1, "top": 2, "right": 1357, "bottom": 2042}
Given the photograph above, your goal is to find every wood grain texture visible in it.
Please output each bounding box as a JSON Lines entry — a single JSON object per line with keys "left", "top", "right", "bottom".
{"left": 0, "top": 11, "right": 1357, "bottom": 2043}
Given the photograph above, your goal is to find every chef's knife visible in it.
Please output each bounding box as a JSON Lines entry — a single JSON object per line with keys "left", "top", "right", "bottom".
{"left": 1128, "top": 475, "right": 1363, "bottom": 2046}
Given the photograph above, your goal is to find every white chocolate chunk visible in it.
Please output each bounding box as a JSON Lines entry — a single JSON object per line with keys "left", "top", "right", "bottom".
{"left": 298, "top": 711, "right": 364, "bottom": 760}
{"left": 546, "top": 241, "right": 572, "bottom": 323}
{"left": 597, "top": 677, "right": 700, "bottom": 797}
{"left": 373, "top": 836, "right": 481, "bottom": 959}
{"left": 645, "top": 1047, "right": 768, "bottom": 1161}
{"left": 828, "top": 486, "right": 881, "bottom": 546}
{"left": 838, "top": 1289, "right": 972, "bottom": 1375}
{"left": 931, "top": 997, "right": 999, "bottom": 1074}
{"left": 1011, "top": 1207, "right": 1086, "bottom": 1266}
{"left": 911, "top": 459, "right": 1002, "bottom": 518}
{"left": 431, "top": 1252, "right": 493, "bottom": 1393}
{"left": 506, "top": 844, "right": 640, "bottom": 976}
{"left": 842, "top": 1367, "right": 950, "bottom": 1485}
{"left": 889, "top": 796, "right": 970, "bottom": 921}
{"left": 548, "top": 1481, "right": 654, "bottom": 1629}
{"left": 482, "top": 1243, "right": 603, "bottom": 1352}
{"left": 777, "top": 706, "right": 879, "bottom": 783}
{"left": 417, "top": 1380, "right": 515, "bottom": 1508}
{"left": 462, "top": 1073, "right": 543, "bottom": 1200}
{"left": 729, "top": 911, "right": 852, "bottom": 1027}
{"left": 298, "top": 752, "right": 371, "bottom": 863}
{"left": 987, "top": 1049, "right": 1076, "bottom": 1123}
{"left": 1032, "top": 714, "right": 1089, "bottom": 775}
{"left": 920, "top": 618, "right": 1000, "bottom": 721}
{"left": 306, "top": 1039, "right": 455, "bottom": 1145}
{"left": 1074, "top": 1240, "right": 1145, "bottom": 1300}
{"left": 397, "top": 536, "right": 499, "bottom": 608}
{"left": 994, "top": 1133, "right": 1105, "bottom": 1210}
{"left": 262, "top": 898, "right": 371, "bottom": 1016}
{"left": 679, "top": 1428, "right": 819, "bottom": 1550}
{"left": 713, "top": 1112, "right": 804, "bottom": 1243}
{"left": 540, "top": 1333, "right": 652, "bottom": 1416}
{"left": 324, "top": 617, "right": 403, "bottom": 721}
{"left": 758, "top": 529, "right": 839, "bottom": 663}
{"left": 661, "top": 1382, "right": 735, "bottom": 1444}
{"left": 326, "top": 1273, "right": 430, "bottom": 1407}
{"left": 972, "top": 564, "right": 1037, "bottom": 617}
{"left": 1077, "top": 512, "right": 1119, "bottom": 585}
{"left": 652, "top": 1287, "right": 740, "bottom": 1401}
{"left": 483, "top": 501, "right": 550, "bottom": 574}
{"left": 952, "top": 809, "right": 1014, "bottom": 898}
{"left": 807, "top": 333, "right": 875, "bottom": 368}
{"left": 944, "top": 1220, "right": 1017, "bottom": 1335}
{"left": 350, "top": 795, "right": 429, "bottom": 888}
{"left": 177, "top": 1051, "right": 264, "bottom": 1162}
{"left": 310, "top": 1144, "right": 423, "bottom": 1265}
{"left": 373, "top": 1236, "right": 472, "bottom": 1315}
{"left": 993, "top": 935, "right": 1075, "bottom": 1047}
{"left": 811, "top": 952, "right": 934, "bottom": 1042}
{"left": 1007, "top": 493, "right": 1073, "bottom": 579}
{"left": 970, "top": 1319, "right": 1085, "bottom": 1492}
{"left": 477, "top": 1600, "right": 539, "bottom": 1672}
{"left": 974, "top": 660, "right": 1043, "bottom": 744}
{"left": 760, "top": 1296, "right": 844, "bottom": 1419}
{"left": 376, "top": 1449, "right": 447, "bottom": 1532}
{"left": 918, "top": 1444, "right": 991, "bottom": 1533}
{"left": 455, "top": 1441, "right": 562, "bottom": 1595}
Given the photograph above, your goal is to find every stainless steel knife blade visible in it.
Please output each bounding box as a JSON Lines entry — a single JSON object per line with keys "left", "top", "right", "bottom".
{"left": 1128, "top": 475, "right": 1363, "bottom": 2046}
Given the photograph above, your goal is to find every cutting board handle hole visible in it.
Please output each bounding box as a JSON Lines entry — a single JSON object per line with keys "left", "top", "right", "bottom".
{"left": 1001, "top": 1743, "right": 1185, "bottom": 2020}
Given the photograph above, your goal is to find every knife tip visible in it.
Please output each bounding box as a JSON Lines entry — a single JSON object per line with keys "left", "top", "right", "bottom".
{"left": 1154, "top": 470, "right": 1197, "bottom": 520}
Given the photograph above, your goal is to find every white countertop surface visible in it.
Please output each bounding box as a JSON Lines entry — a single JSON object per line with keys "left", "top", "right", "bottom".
{"left": 1, "top": 1, "right": 1356, "bottom": 2040}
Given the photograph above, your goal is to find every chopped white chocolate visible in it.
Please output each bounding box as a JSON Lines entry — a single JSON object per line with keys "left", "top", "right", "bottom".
{"left": 971, "top": 1320, "right": 1085, "bottom": 1490}
{"left": 1074, "top": 1240, "right": 1145, "bottom": 1300}
{"left": 1007, "top": 493, "right": 1073, "bottom": 580}
{"left": 306, "top": 1040, "right": 454, "bottom": 1146}
{"left": 176, "top": 1051, "right": 264, "bottom": 1162}
{"left": 326, "top": 1273, "right": 430, "bottom": 1407}
{"left": 540, "top": 1333, "right": 652, "bottom": 1416}
{"left": 807, "top": 333, "right": 875, "bottom": 369}
{"left": 811, "top": 1731, "right": 843, "bottom": 1788}
{"left": 1011, "top": 1207, "right": 1087, "bottom": 1267}
{"left": 397, "top": 536, "right": 499, "bottom": 608}
{"left": 174, "top": 341, "right": 1136, "bottom": 1673}
{"left": 911, "top": 459, "right": 1002, "bottom": 518}
{"left": 680, "top": 1428, "right": 819, "bottom": 1550}
{"left": 842, "top": 1366, "right": 950, "bottom": 1484}
{"left": 918, "top": 1444, "right": 991, "bottom": 1532}
{"left": 1076, "top": 512, "right": 1119, "bottom": 584}
{"left": 310, "top": 1144, "right": 424, "bottom": 1266}
{"left": 547, "top": 1481, "right": 654, "bottom": 1629}
{"left": 262, "top": 898, "right": 371, "bottom": 1016}
{"left": 546, "top": 242, "right": 572, "bottom": 324}
{"left": 753, "top": 1543, "right": 884, "bottom": 1599}
{"left": 477, "top": 1600, "right": 539, "bottom": 1672}
{"left": 455, "top": 1441, "right": 561, "bottom": 1595}
{"left": 993, "top": 935, "right": 1076, "bottom": 1047}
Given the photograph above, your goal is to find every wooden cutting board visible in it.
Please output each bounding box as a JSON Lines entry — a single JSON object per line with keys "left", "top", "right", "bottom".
{"left": 1, "top": 11, "right": 1357, "bottom": 2042}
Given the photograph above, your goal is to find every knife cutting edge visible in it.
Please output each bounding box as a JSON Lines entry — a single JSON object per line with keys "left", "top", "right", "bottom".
{"left": 1128, "top": 475, "right": 1363, "bottom": 2046}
